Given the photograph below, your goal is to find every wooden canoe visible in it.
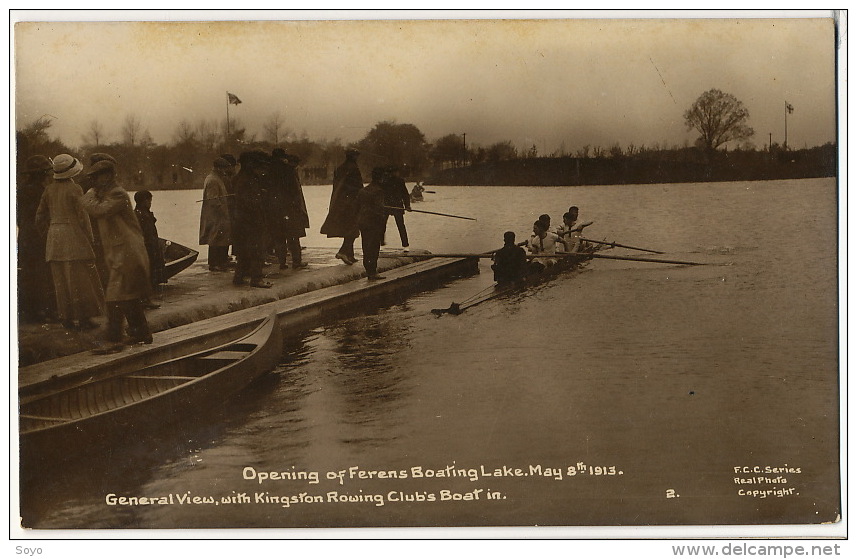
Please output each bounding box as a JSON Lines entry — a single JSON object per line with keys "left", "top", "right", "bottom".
{"left": 160, "top": 238, "right": 199, "bottom": 280}
{"left": 19, "top": 313, "right": 282, "bottom": 458}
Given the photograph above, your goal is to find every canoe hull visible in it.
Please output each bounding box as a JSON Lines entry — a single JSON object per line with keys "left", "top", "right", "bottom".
{"left": 160, "top": 238, "right": 199, "bottom": 281}
{"left": 19, "top": 315, "right": 282, "bottom": 466}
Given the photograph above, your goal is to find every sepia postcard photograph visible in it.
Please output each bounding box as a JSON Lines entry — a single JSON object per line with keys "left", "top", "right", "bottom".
{"left": 9, "top": 9, "right": 846, "bottom": 545}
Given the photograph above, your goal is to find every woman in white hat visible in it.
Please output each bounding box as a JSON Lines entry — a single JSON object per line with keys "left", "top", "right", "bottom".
{"left": 35, "top": 154, "right": 105, "bottom": 330}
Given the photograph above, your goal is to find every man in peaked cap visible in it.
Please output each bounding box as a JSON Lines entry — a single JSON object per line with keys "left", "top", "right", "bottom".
{"left": 81, "top": 159, "right": 152, "bottom": 351}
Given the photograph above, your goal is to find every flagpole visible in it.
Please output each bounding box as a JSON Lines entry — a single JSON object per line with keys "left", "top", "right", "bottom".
{"left": 784, "top": 101, "right": 789, "bottom": 151}
{"left": 226, "top": 92, "right": 230, "bottom": 147}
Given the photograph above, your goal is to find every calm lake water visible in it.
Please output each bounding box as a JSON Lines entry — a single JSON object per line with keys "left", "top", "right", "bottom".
{"left": 19, "top": 178, "right": 841, "bottom": 530}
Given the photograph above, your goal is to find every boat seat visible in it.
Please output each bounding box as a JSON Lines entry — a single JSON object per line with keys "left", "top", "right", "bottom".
{"left": 198, "top": 351, "right": 248, "bottom": 360}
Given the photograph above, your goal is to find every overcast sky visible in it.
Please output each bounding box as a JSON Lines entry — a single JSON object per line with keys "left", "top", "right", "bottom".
{"left": 13, "top": 12, "right": 839, "bottom": 155}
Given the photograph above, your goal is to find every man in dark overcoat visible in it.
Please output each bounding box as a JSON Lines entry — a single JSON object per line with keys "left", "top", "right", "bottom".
{"left": 320, "top": 148, "right": 363, "bottom": 264}
{"left": 281, "top": 152, "right": 310, "bottom": 269}
{"left": 381, "top": 165, "right": 412, "bottom": 249}
{"left": 356, "top": 167, "right": 388, "bottom": 280}
{"left": 232, "top": 150, "right": 273, "bottom": 288}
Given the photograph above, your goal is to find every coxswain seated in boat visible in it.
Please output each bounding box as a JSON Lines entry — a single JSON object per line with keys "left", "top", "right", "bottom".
{"left": 491, "top": 231, "right": 527, "bottom": 284}
{"left": 528, "top": 220, "right": 561, "bottom": 273}
{"left": 556, "top": 206, "right": 594, "bottom": 253}
{"left": 410, "top": 182, "right": 425, "bottom": 202}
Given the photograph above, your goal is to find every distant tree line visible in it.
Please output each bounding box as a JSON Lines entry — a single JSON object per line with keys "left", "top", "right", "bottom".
{"left": 15, "top": 89, "right": 835, "bottom": 189}
{"left": 425, "top": 143, "right": 837, "bottom": 186}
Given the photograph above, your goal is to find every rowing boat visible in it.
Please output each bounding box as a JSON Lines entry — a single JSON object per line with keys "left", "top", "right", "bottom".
{"left": 160, "top": 238, "right": 199, "bottom": 280}
{"left": 19, "top": 313, "right": 282, "bottom": 461}
{"left": 431, "top": 243, "right": 599, "bottom": 316}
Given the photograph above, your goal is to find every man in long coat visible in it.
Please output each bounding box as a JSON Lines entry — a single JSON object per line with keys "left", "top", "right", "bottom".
{"left": 82, "top": 159, "right": 152, "bottom": 350}
{"left": 199, "top": 157, "right": 233, "bottom": 271}
{"left": 356, "top": 167, "right": 388, "bottom": 280}
{"left": 232, "top": 150, "right": 273, "bottom": 288}
{"left": 279, "top": 151, "right": 311, "bottom": 269}
{"left": 320, "top": 148, "right": 363, "bottom": 264}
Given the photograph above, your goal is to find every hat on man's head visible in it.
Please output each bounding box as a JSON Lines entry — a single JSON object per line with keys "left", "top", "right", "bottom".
{"left": 219, "top": 154, "right": 237, "bottom": 166}
{"left": 89, "top": 153, "right": 117, "bottom": 166}
{"left": 84, "top": 159, "right": 116, "bottom": 177}
{"left": 285, "top": 153, "right": 302, "bottom": 164}
{"left": 371, "top": 167, "right": 386, "bottom": 181}
{"left": 52, "top": 154, "right": 83, "bottom": 180}
{"left": 238, "top": 149, "right": 271, "bottom": 168}
{"left": 345, "top": 148, "right": 360, "bottom": 157}
{"left": 25, "top": 155, "right": 53, "bottom": 173}
{"left": 271, "top": 148, "right": 287, "bottom": 159}
{"left": 213, "top": 157, "right": 231, "bottom": 169}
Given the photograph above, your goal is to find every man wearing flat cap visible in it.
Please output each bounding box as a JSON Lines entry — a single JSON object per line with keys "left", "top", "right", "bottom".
{"left": 231, "top": 150, "right": 273, "bottom": 288}
{"left": 79, "top": 152, "right": 118, "bottom": 287}
{"left": 82, "top": 159, "right": 153, "bottom": 351}
{"left": 320, "top": 148, "right": 363, "bottom": 265}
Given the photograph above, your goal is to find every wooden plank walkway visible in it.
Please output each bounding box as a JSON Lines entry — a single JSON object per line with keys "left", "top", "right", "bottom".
{"left": 19, "top": 255, "right": 477, "bottom": 395}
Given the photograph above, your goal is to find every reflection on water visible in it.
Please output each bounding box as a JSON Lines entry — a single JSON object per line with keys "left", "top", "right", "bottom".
{"left": 19, "top": 179, "right": 840, "bottom": 529}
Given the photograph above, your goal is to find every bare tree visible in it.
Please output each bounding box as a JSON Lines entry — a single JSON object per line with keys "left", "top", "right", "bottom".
{"left": 263, "top": 111, "right": 291, "bottom": 145}
{"left": 173, "top": 119, "right": 197, "bottom": 145}
{"left": 684, "top": 88, "right": 754, "bottom": 151}
{"left": 82, "top": 119, "right": 106, "bottom": 146}
{"left": 575, "top": 145, "right": 591, "bottom": 159}
{"left": 122, "top": 113, "right": 143, "bottom": 146}
{"left": 195, "top": 119, "right": 220, "bottom": 150}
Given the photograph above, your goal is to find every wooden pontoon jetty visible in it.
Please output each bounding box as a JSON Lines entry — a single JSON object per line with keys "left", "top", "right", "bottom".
{"left": 18, "top": 249, "right": 479, "bottom": 395}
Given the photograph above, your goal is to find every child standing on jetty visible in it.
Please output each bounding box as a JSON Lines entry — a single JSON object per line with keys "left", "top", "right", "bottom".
{"left": 134, "top": 190, "right": 164, "bottom": 309}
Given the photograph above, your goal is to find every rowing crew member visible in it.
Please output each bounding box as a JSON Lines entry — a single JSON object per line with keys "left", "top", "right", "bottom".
{"left": 528, "top": 220, "right": 561, "bottom": 273}
{"left": 556, "top": 206, "right": 593, "bottom": 253}
{"left": 491, "top": 231, "right": 527, "bottom": 283}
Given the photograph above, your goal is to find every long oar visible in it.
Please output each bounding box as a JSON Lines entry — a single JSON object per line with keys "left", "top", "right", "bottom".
{"left": 388, "top": 251, "right": 709, "bottom": 266}
{"left": 578, "top": 238, "right": 664, "bottom": 254}
{"left": 195, "top": 193, "right": 235, "bottom": 203}
{"left": 385, "top": 206, "right": 477, "bottom": 221}
{"left": 564, "top": 252, "right": 708, "bottom": 266}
